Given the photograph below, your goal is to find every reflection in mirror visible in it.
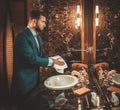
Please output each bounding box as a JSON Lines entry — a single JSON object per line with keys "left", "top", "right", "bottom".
{"left": 96, "top": 0, "right": 120, "bottom": 72}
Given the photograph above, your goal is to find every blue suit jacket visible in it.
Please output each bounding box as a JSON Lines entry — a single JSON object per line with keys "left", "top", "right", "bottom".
{"left": 11, "top": 27, "right": 49, "bottom": 96}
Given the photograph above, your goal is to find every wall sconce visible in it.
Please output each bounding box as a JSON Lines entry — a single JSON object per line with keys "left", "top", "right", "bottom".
{"left": 95, "top": 5, "right": 99, "bottom": 26}
{"left": 75, "top": 4, "right": 81, "bottom": 29}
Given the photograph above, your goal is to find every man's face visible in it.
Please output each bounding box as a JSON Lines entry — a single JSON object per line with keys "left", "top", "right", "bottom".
{"left": 35, "top": 15, "right": 46, "bottom": 31}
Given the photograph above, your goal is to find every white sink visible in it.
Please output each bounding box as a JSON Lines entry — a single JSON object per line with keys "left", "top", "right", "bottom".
{"left": 44, "top": 75, "right": 78, "bottom": 90}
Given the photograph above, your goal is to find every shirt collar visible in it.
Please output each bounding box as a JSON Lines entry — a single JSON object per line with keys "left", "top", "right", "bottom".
{"left": 27, "top": 26, "right": 38, "bottom": 36}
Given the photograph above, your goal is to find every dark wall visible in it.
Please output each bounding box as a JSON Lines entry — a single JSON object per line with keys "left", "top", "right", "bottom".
{"left": 0, "top": 1, "right": 9, "bottom": 99}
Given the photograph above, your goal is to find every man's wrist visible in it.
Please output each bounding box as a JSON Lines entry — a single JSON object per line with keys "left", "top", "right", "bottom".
{"left": 48, "top": 58, "right": 53, "bottom": 66}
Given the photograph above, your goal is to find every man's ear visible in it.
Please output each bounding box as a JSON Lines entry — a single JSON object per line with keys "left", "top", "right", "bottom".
{"left": 33, "top": 19, "right": 37, "bottom": 27}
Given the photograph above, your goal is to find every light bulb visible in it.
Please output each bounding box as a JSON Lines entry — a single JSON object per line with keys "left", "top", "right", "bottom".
{"left": 95, "top": 5, "right": 99, "bottom": 14}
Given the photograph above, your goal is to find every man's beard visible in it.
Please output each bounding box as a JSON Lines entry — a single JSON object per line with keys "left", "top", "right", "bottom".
{"left": 35, "top": 25, "right": 41, "bottom": 32}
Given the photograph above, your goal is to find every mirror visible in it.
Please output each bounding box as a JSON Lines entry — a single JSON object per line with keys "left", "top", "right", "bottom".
{"left": 95, "top": 0, "right": 120, "bottom": 72}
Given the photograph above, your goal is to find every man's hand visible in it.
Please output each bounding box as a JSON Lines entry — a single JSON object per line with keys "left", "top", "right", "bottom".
{"left": 52, "top": 59, "right": 65, "bottom": 66}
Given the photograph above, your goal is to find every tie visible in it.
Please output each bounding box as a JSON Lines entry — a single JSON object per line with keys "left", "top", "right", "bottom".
{"left": 34, "top": 35, "right": 40, "bottom": 50}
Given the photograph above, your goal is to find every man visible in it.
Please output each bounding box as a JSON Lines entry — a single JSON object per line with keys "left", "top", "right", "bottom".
{"left": 11, "top": 10, "right": 64, "bottom": 110}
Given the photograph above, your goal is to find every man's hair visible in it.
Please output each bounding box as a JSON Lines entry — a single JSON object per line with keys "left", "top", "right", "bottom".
{"left": 30, "top": 10, "right": 46, "bottom": 20}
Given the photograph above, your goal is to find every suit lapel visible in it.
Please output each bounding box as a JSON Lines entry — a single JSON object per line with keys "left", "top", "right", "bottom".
{"left": 24, "top": 28, "right": 40, "bottom": 53}
{"left": 36, "top": 35, "right": 43, "bottom": 56}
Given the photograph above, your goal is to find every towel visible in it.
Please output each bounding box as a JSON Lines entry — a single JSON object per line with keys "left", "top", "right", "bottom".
{"left": 50, "top": 55, "right": 68, "bottom": 73}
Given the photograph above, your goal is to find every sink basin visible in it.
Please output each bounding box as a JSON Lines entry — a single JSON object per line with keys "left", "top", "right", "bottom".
{"left": 44, "top": 75, "right": 78, "bottom": 90}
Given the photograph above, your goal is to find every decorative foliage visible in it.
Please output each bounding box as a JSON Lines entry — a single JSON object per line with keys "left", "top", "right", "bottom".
{"left": 32, "top": 0, "right": 44, "bottom": 11}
